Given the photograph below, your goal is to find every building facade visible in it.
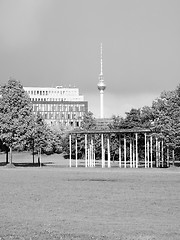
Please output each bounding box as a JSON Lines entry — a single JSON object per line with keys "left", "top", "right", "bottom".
{"left": 24, "top": 86, "right": 88, "bottom": 128}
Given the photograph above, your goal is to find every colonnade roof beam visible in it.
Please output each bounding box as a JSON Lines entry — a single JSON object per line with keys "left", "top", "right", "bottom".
{"left": 70, "top": 128, "right": 153, "bottom": 135}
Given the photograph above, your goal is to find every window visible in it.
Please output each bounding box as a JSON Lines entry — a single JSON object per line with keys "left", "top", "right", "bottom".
{"left": 80, "top": 105, "right": 84, "bottom": 111}
{"left": 75, "top": 106, "right": 79, "bottom": 111}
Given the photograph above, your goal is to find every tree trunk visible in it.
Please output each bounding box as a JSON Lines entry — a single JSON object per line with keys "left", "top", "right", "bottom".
{"left": 113, "top": 153, "right": 115, "bottom": 163}
{"left": 172, "top": 149, "right": 175, "bottom": 167}
{"left": 9, "top": 146, "right": 13, "bottom": 165}
{"left": 37, "top": 149, "right": 40, "bottom": 166}
{"left": 6, "top": 150, "right": 9, "bottom": 164}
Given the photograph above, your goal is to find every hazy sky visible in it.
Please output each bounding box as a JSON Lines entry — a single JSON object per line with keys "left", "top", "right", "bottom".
{"left": 0, "top": 0, "right": 180, "bottom": 117}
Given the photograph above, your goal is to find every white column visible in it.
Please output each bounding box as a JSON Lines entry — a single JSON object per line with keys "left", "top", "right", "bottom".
{"left": 69, "top": 134, "right": 72, "bottom": 167}
{"left": 85, "top": 134, "right": 87, "bottom": 168}
{"left": 92, "top": 138, "right": 95, "bottom": 167}
{"left": 89, "top": 143, "right": 92, "bottom": 167}
{"left": 155, "top": 137, "right": 158, "bottom": 167}
{"left": 167, "top": 146, "right": 169, "bottom": 167}
{"left": 161, "top": 140, "right": 164, "bottom": 167}
{"left": 91, "top": 138, "right": 93, "bottom": 167}
{"left": 130, "top": 137, "right": 132, "bottom": 168}
{"left": 75, "top": 136, "right": 78, "bottom": 168}
{"left": 93, "top": 142, "right": 96, "bottom": 167}
{"left": 133, "top": 138, "right": 135, "bottom": 168}
{"left": 150, "top": 135, "right": 153, "bottom": 168}
{"left": 107, "top": 134, "right": 111, "bottom": 168}
{"left": 88, "top": 147, "right": 90, "bottom": 167}
{"left": 147, "top": 139, "right": 150, "bottom": 168}
{"left": 135, "top": 133, "right": 138, "bottom": 168}
{"left": 124, "top": 135, "right": 126, "bottom": 168}
{"left": 101, "top": 134, "right": 105, "bottom": 168}
{"left": 158, "top": 141, "right": 160, "bottom": 167}
{"left": 145, "top": 133, "right": 147, "bottom": 168}
{"left": 39, "top": 148, "right": 42, "bottom": 168}
{"left": 119, "top": 134, "right": 121, "bottom": 168}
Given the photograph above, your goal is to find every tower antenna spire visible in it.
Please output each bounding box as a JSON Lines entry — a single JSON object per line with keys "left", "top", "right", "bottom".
{"left": 100, "top": 43, "right": 103, "bottom": 75}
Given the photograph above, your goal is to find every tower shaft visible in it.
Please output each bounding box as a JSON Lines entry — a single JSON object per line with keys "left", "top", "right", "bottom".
{"left": 100, "top": 90, "right": 104, "bottom": 118}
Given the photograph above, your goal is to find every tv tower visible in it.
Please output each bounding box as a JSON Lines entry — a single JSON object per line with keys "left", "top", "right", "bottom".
{"left": 97, "top": 43, "right": 106, "bottom": 118}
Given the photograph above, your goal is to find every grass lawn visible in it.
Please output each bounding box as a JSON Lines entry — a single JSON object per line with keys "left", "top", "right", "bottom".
{"left": 0, "top": 152, "right": 180, "bottom": 240}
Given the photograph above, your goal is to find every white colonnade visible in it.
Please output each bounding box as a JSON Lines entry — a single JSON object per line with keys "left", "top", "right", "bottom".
{"left": 69, "top": 129, "right": 168, "bottom": 168}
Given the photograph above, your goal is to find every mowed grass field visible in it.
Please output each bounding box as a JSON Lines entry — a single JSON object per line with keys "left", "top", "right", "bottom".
{"left": 0, "top": 152, "right": 180, "bottom": 240}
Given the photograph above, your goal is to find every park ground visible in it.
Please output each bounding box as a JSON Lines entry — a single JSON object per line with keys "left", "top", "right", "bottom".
{"left": 0, "top": 152, "right": 180, "bottom": 240}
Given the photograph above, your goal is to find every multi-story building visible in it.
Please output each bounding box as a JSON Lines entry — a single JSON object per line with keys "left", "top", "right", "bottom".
{"left": 24, "top": 86, "right": 88, "bottom": 128}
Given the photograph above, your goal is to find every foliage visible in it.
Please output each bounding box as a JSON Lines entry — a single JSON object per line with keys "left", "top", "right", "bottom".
{"left": 123, "top": 108, "right": 142, "bottom": 128}
{"left": 152, "top": 87, "right": 180, "bottom": 150}
{"left": 31, "top": 113, "right": 62, "bottom": 155}
{"left": 108, "top": 115, "right": 124, "bottom": 129}
{"left": 0, "top": 79, "right": 34, "bottom": 156}
{"left": 80, "top": 111, "right": 97, "bottom": 130}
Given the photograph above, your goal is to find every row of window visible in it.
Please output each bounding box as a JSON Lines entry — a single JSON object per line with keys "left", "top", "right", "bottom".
{"left": 47, "top": 120, "right": 81, "bottom": 127}
{"left": 39, "top": 111, "right": 83, "bottom": 120}
{"left": 33, "top": 103, "right": 86, "bottom": 112}
{"left": 26, "top": 89, "right": 78, "bottom": 96}
{"left": 31, "top": 98, "right": 81, "bottom": 102}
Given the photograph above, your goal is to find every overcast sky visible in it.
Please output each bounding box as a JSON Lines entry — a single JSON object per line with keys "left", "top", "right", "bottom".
{"left": 0, "top": 0, "right": 180, "bottom": 117}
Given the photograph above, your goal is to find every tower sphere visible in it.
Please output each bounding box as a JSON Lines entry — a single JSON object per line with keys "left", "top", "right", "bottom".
{"left": 97, "top": 81, "right": 106, "bottom": 91}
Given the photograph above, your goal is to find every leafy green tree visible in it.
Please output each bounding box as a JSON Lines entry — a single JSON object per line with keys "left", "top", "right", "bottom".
{"left": 80, "top": 111, "right": 97, "bottom": 130}
{"left": 26, "top": 113, "right": 63, "bottom": 165}
{"left": 0, "top": 78, "right": 34, "bottom": 164}
{"left": 123, "top": 108, "right": 142, "bottom": 128}
{"left": 31, "top": 113, "right": 59, "bottom": 164}
{"left": 140, "top": 105, "right": 154, "bottom": 128}
{"left": 151, "top": 87, "right": 180, "bottom": 165}
{"left": 152, "top": 91, "right": 175, "bottom": 145}
{"left": 108, "top": 115, "right": 124, "bottom": 130}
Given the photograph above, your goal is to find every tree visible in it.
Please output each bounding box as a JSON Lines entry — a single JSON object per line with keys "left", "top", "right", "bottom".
{"left": 80, "top": 111, "right": 97, "bottom": 130}
{"left": 0, "top": 78, "right": 34, "bottom": 165}
{"left": 140, "top": 105, "right": 154, "bottom": 128}
{"left": 151, "top": 87, "right": 180, "bottom": 165}
{"left": 108, "top": 115, "right": 124, "bottom": 130}
{"left": 123, "top": 108, "right": 142, "bottom": 128}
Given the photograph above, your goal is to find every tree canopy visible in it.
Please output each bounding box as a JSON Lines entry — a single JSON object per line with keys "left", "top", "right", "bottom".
{"left": 0, "top": 79, "right": 34, "bottom": 152}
